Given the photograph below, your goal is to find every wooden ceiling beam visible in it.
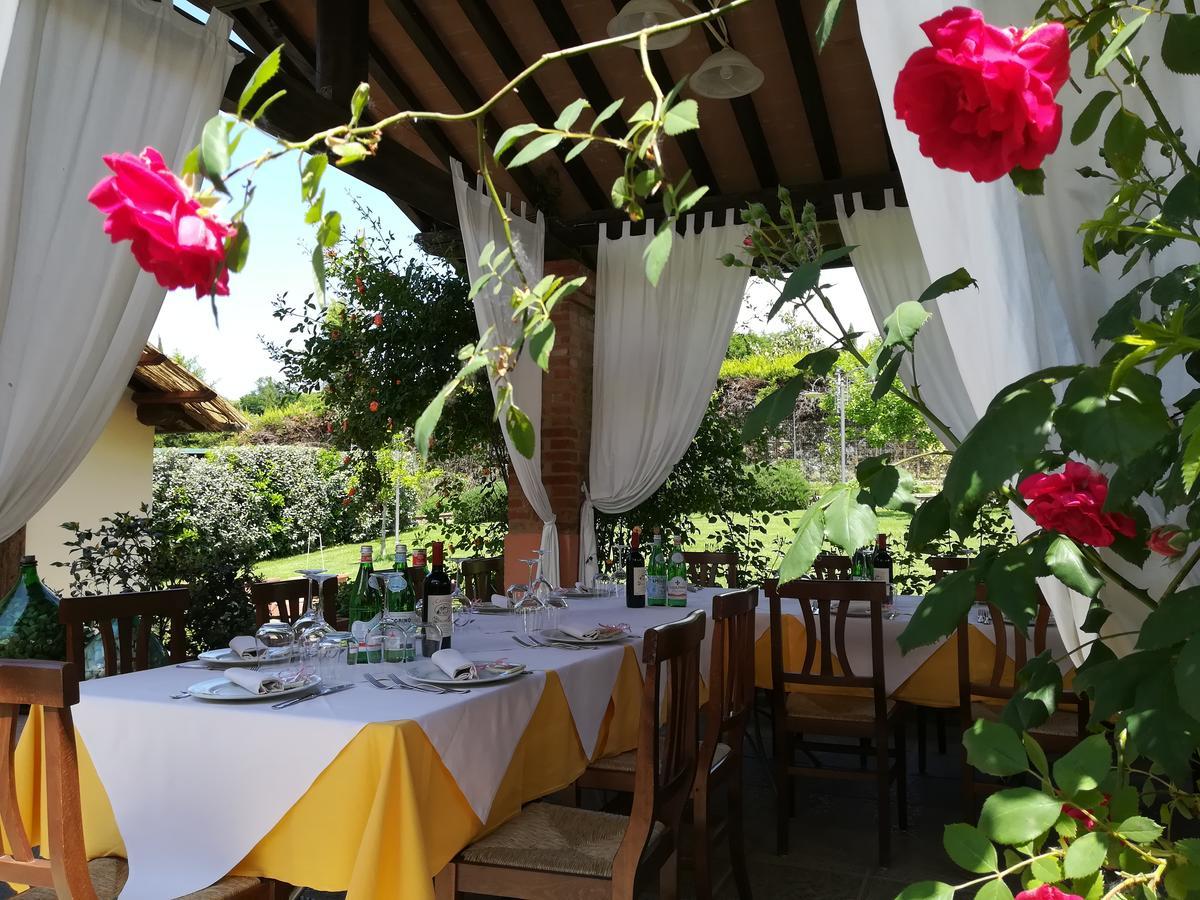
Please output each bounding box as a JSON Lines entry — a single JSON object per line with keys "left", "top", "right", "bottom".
{"left": 457, "top": 0, "right": 609, "bottom": 211}
{"left": 775, "top": 0, "right": 842, "bottom": 181}
{"left": 315, "top": 0, "right": 368, "bottom": 105}
{"left": 382, "top": 0, "right": 551, "bottom": 214}
{"left": 239, "top": 2, "right": 317, "bottom": 86}
{"left": 698, "top": 26, "right": 777, "bottom": 187}
{"left": 132, "top": 390, "right": 217, "bottom": 406}
{"left": 368, "top": 43, "right": 462, "bottom": 170}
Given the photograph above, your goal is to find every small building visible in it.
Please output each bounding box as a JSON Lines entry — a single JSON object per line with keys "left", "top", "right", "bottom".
{"left": 27, "top": 346, "right": 246, "bottom": 590}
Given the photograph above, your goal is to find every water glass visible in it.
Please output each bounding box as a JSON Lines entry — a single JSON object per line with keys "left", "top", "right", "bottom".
{"left": 316, "top": 632, "right": 353, "bottom": 686}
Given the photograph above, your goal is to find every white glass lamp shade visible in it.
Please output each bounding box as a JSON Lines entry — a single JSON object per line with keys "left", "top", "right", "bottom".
{"left": 688, "top": 47, "right": 765, "bottom": 99}
{"left": 606, "top": 0, "right": 691, "bottom": 50}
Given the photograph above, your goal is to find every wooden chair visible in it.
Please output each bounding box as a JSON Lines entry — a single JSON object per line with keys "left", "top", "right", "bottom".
{"left": 811, "top": 554, "right": 853, "bottom": 580}
{"left": 58, "top": 589, "right": 190, "bottom": 677}
{"left": 682, "top": 551, "right": 739, "bottom": 589}
{"left": 766, "top": 578, "right": 907, "bottom": 865}
{"left": 947, "top": 562, "right": 1089, "bottom": 813}
{"left": 0, "top": 659, "right": 268, "bottom": 899}
{"left": 251, "top": 577, "right": 341, "bottom": 629}
{"left": 458, "top": 556, "right": 503, "bottom": 603}
{"left": 576, "top": 590, "right": 757, "bottom": 899}
{"left": 434, "top": 609, "right": 707, "bottom": 900}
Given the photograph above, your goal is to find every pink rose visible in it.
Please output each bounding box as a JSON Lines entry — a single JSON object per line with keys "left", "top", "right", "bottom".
{"left": 894, "top": 7, "right": 1069, "bottom": 182}
{"left": 1060, "top": 803, "right": 1094, "bottom": 831}
{"left": 1015, "top": 886, "right": 1083, "bottom": 900}
{"left": 1018, "top": 462, "right": 1137, "bottom": 548}
{"left": 88, "top": 147, "right": 235, "bottom": 298}
{"left": 1148, "top": 525, "right": 1188, "bottom": 558}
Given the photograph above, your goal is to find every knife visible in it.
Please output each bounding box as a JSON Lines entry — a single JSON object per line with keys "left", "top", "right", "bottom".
{"left": 272, "top": 683, "right": 354, "bottom": 709}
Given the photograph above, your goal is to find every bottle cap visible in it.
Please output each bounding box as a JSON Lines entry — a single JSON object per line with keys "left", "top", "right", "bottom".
{"left": 19, "top": 555, "right": 35, "bottom": 565}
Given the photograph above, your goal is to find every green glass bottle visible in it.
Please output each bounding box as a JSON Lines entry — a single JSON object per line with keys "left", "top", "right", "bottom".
{"left": 348, "top": 545, "right": 379, "bottom": 664}
{"left": 391, "top": 543, "right": 417, "bottom": 662}
{"left": 0, "top": 556, "right": 64, "bottom": 660}
{"left": 646, "top": 529, "right": 667, "bottom": 607}
{"left": 666, "top": 535, "right": 688, "bottom": 607}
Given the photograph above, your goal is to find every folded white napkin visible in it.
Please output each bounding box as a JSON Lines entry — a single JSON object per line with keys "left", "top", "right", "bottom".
{"left": 490, "top": 593, "right": 511, "bottom": 609}
{"left": 228, "top": 636, "right": 267, "bottom": 660}
{"left": 223, "top": 668, "right": 285, "bottom": 694}
{"left": 559, "top": 624, "right": 605, "bottom": 641}
{"left": 432, "top": 648, "right": 477, "bottom": 680}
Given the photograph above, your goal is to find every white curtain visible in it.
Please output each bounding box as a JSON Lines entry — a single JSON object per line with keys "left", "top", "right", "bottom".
{"left": 857, "top": 0, "right": 1200, "bottom": 660}
{"left": 449, "top": 160, "right": 559, "bottom": 586}
{"left": 0, "top": 0, "right": 236, "bottom": 545}
{"left": 580, "top": 214, "right": 750, "bottom": 583}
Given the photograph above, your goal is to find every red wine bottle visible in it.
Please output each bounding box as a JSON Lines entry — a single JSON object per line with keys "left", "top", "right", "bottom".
{"left": 423, "top": 541, "right": 453, "bottom": 652}
{"left": 625, "top": 526, "right": 646, "bottom": 609}
{"left": 872, "top": 533, "right": 894, "bottom": 603}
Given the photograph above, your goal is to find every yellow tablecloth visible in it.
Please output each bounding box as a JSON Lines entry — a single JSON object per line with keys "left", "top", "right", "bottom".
{"left": 7, "top": 615, "right": 1019, "bottom": 898}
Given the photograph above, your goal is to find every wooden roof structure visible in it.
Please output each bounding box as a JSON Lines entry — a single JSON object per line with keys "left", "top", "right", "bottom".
{"left": 129, "top": 347, "right": 248, "bottom": 433}
{"left": 205, "top": 0, "right": 902, "bottom": 259}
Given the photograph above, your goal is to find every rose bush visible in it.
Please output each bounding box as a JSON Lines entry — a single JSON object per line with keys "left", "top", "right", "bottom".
{"left": 894, "top": 6, "right": 1069, "bottom": 182}
{"left": 88, "top": 147, "right": 236, "bottom": 296}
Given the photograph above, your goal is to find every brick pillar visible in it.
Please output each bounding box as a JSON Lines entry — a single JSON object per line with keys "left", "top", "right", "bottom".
{"left": 504, "top": 261, "right": 594, "bottom": 587}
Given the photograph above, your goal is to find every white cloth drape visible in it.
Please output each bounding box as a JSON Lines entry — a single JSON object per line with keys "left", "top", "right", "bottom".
{"left": 580, "top": 215, "right": 750, "bottom": 583}
{"left": 0, "top": 0, "right": 236, "bottom": 544}
{"left": 857, "top": 0, "right": 1200, "bottom": 661}
{"left": 449, "top": 160, "right": 559, "bottom": 586}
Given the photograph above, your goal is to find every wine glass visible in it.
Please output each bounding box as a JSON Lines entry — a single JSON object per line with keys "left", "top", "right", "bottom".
{"left": 255, "top": 621, "right": 300, "bottom": 680}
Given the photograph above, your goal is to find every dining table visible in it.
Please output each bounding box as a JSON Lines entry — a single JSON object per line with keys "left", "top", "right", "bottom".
{"left": 5, "top": 586, "right": 1072, "bottom": 900}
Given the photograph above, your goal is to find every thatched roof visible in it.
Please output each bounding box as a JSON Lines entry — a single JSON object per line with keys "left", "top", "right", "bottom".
{"left": 128, "top": 346, "right": 248, "bottom": 434}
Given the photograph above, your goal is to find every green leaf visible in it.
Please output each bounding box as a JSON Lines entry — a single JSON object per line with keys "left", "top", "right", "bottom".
{"left": 1055, "top": 367, "right": 1172, "bottom": 466}
{"left": 982, "top": 543, "right": 1046, "bottom": 629}
{"left": 1063, "top": 832, "right": 1108, "bottom": 879}
{"left": 943, "top": 823, "right": 998, "bottom": 873}
{"left": 1116, "top": 815, "right": 1163, "bottom": 844}
{"left": 1104, "top": 107, "right": 1148, "bottom": 179}
{"left": 564, "top": 139, "right": 593, "bottom": 163}
{"left": 236, "top": 46, "right": 282, "bottom": 116}
{"left": 415, "top": 383, "right": 452, "bottom": 458}
{"left": 917, "top": 268, "right": 977, "bottom": 305}
{"left": 1071, "top": 91, "right": 1117, "bottom": 146}
{"left": 1163, "top": 13, "right": 1200, "bottom": 76}
{"left": 643, "top": 226, "right": 673, "bottom": 287}
{"left": 975, "top": 881, "right": 1014, "bottom": 900}
{"left": 1137, "top": 587, "right": 1200, "bottom": 651}
{"left": 1022, "top": 733, "right": 1049, "bottom": 777}
{"left": 880, "top": 301, "right": 931, "bottom": 351}
{"left": 872, "top": 353, "right": 905, "bottom": 401}
{"left": 554, "top": 98, "right": 589, "bottom": 131}
{"left": 331, "top": 141, "right": 369, "bottom": 166}
{"left": 1163, "top": 172, "right": 1200, "bottom": 226}
{"left": 1045, "top": 537, "right": 1104, "bottom": 599}
{"left": 527, "top": 320, "right": 555, "bottom": 372}
{"left": 963, "top": 719, "right": 1028, "bottom": 778}
{"left": 814, "top": 0, "right": 845, "bottom": 50}
{"left": 509, "top": 133, "right": 562, "bottom": 168}
{"left": 894, "top": 883, "right": 952, "bottom": 900}
{"left": 301, "top": 154, "right": 327, "bottom": 202}
{"left": 823, "top": 489, "right": 877, "bottom": 555}
{"left": 591, "top": 98, "right": 623, "bottom": 132}
{"left": 506, "top": 404, "right": 535, "bottom": 458}
{"left": 795, "top": 347, "right": 840, "bottom": 378}
{"left": 495, "top": 123, "right": 539, "bottom": 157}
{"left": 779, "top": 504, "right": 825, "bottom": 582}
{"left": 1053, "top": 734, "right": 1112, "bottom": 798}
{"left": 856, "top": 458, "right": 917, "bottom": 513}
{"left": 311, "top": 244, "right": 326, "bottom": 306}
{"left": 663, "top": 99, "right": 699, "bottom": 136}
{"left": 898, "top": 568, "right": 976, "bottom": 653}
{"left": 224, "top": 221, "right": 249, "bottom": 274}
{"left": 773, "top": 263, "right": 821, "bottom": 316}
{"left": 978, "top": 787, "right": 1063, "bottom": 845}
{"left": 908, "top": 493, "right": 952, "bottom": 551}
{"left": 317, "top": 211, "right": 342, "bottom": 249}
{"left": 1003, "top": 651, "right": 1063, "bottom": 732}
{"left": 1092, "top": 11, "right": 1149, "bottom": 76}
{"left": 198, "top": 115, "right": 230, "bottom": 192}
{"left": 943, "top": 381, "right": 1054, "bottom": 527}
{"left": 1029, "top": 856, "right": 1061, "bottom": 884}
{"left": 1175, "top": 632, "right": 1200, "bottom": 722}
{"left": 1009, "top": 167, "right": 1046, "bottom": 196}
{"left": 742, "top": 373, "right": 808, "bottom": 441}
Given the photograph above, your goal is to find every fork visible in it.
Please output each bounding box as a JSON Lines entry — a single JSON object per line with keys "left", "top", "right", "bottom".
{"left": 363, "top": 672, "right": 398, "bottom": 691}
{"left": 169, "top": 691, "right": 191, "bottom": 700}
{"left": 513, "top": 634, "right": 579, "bottom": 651}
{"left": 530, "top": 634, "right": 598, "bottom": 651}
{"left": 388, "top": 673, "right": 468, "bottom": 695}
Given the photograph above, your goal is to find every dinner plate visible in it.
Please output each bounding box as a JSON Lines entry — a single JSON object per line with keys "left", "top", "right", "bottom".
{"left": 197, "top": 648, "right": 263, "bottom": 667}
{"left": 407, "top": 659, "right": 527, "bottom": 685}
{"left": 540, "top": 627, "right": 628, "bottom": 645}
{"left": 187, "top": 674, "right": 321, "bottom": 701}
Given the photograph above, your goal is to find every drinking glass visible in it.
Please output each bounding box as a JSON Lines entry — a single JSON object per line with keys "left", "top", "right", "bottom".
{"left": 255, "top": 621, "right": 300, "bottom": 679}
{"left": 404, "top": 622, "right": 445, "bottom": 663}
{"left": 316, "top": 632, "right": 353, "bottom": 686}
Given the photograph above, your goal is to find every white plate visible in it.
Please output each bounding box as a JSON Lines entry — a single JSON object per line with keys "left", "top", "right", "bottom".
{"left": 197, "top": 648, "right": 262, "bottom": 667}
{"left": 558, "top": 588, "right": 596, "bottom": 598}
{"left": 407, "top": 660, "right": 527, "bottom": 685}
{"left": 471, "top": 603, "right": 511, "bottom": 615}
{"left": 540, "top": 627, "right": 628, "bottom": 645}
{"left": 187, "top": 674, "right": 321, "bottom": 701}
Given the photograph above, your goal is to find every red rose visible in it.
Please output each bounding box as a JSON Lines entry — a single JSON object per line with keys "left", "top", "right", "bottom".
{"left": 88, "top": 147, "right": 236, "bottom": 297}
{"left": 369, "top": 400, "right": 379, "bottom": 412}
{"left": 1018, "top": 462, "right": 1137, "bottom": 548}
{"left": 355, "top": 276, "right": 366, "bottom": 295}
{"left": 742, "top": 236, "right": 754, "bottom": 248}
{"left": 342, "top": 497, "right": 352, "bottom": 507}
{"left": 1060, "top": 803, "right": 1094, "bottom": 831}
{"left": 342, "top": 454, "right": 350, "bottom": 466}
{"left": 1148, "top": 525, "right": 1188, "bottom": 558}
{"left": 894, "top": 8, "right": 1069, "bottom": 182}
{"left": 1015, "top": 886, "right": 1083, "bottom": 900}
{"left": 373, "top": 313, "right": 383, "bottom": 327}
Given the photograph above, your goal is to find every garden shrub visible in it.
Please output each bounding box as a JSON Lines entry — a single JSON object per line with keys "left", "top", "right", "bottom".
{"left": 746, "top": 460, "right": 812, "bottom": 511}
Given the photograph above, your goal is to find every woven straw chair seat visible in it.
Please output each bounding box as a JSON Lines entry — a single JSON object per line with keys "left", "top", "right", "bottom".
{"left": 589, "top": 741, "right": 731, "bottom": 775}
{"left": 19, "top": 857, "right": 262, "bottom": 900}
{"left": 785, "top": 692, "right": 896, "bottom": 722}
{"left": 971, "top": 701, "right": 1079, "bottom": 737}
{"left": 458, "top": 802, "right": 665, "bottom": 878}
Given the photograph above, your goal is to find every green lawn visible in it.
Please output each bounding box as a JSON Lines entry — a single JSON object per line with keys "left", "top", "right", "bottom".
{"left": 254, "top": 509, "right": 912, "bottom": 581}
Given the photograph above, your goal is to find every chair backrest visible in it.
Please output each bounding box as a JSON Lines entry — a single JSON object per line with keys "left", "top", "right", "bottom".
{"left": 700, "top": 588, "right": 758, "bottom": 782}
{"left": 251, "top": 577, "right": 339, "bottom": 628}
{"left": 59, "top": 589, "right": 190, "bottom": 677}
{"left": 0, "top": 661, "right": 95, "bottom": 898}
{"left": 765, "top": 578, "right": 889, "bottom": 721}
{"left": 613, "top": 609, "right": 706, "bottom": 889}
{"left": 812, "top": 554, "right": 853, "bottom": 580}
{"left": 459, "top": 556, "right": 503, "bottom": 602}
{"left": 682, "top": 551, "right": 739, "bottom": 589}
{"left": 929, "top": 558, "right": 1089, "bottom": 729}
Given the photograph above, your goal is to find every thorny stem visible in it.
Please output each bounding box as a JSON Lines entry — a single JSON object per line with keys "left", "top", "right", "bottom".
{"left": 950, "top": 850, "right": 1062, "bottom": 893}
{"left": 1162, "top": 542, "right": 1200, "bottom": 597}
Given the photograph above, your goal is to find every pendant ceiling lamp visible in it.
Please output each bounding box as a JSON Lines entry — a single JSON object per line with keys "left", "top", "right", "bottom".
{"left": 688, "top": 46, "right": 764, "bottom": 99}
{"left": 606, "top": 0, "right": 691, "bottom": 50}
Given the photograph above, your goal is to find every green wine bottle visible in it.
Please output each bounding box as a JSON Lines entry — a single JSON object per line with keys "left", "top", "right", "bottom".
{"left": 348, "top": 545, "right": 378, "bottom": 664}
{"left": 666, "top": 535, "right": 688, "bottom": 607}
{"left": 646, "top": 529, "right": 667, "bottom": 607}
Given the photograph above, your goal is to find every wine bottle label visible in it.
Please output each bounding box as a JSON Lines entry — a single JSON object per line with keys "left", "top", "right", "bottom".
{"left": 646, "top": 575, "right": 666, "bottom": 604}
{"left": 874, "top": 567, "right": 892, "bottom": 599}
{"left": 633, "top": 567, "right": 647, "bottom": 595}
{"left": 427, "top": 593, "right": 454, "bottom": 630}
